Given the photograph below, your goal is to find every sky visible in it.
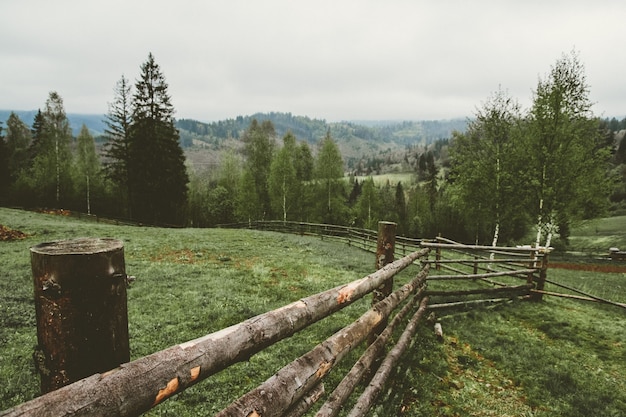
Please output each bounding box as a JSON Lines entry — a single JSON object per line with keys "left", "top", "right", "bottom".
{"left": 1, "top": 0, "right": 625, "bottom": 123}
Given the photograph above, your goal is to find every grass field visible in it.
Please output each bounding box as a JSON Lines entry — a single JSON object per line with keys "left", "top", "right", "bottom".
{"left": 1, "top": 207, "right": 625, "bottom": 416}
{"left": 351, "top": 172, "right": 415, "bottom": 187}
{"left": 565, "top": 215, "right": 626, "bottom": 256}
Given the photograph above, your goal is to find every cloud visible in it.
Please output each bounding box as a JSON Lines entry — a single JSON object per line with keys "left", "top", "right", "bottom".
{"left": 1, "top": 0, "right": 624, "bottom": 122}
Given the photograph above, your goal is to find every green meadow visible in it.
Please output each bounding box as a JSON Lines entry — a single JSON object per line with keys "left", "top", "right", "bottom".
{"left": 1, "top": 207, "right": 624, "bottom": 416}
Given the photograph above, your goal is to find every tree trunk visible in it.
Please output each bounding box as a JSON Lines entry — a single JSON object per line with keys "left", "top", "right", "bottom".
{"left": 30, "top": 238, "right": 129, "bottom": 394}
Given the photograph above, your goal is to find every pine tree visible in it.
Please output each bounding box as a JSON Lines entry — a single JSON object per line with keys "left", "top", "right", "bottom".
{"left": 128, "top": 53, "right": 189, "bottom": 224}
{"left": 4, "top": 112, "right": 32, "bottom": 189}
{"left": 28, "top": 110, "right": 45, "bottom": 163}
{"left": 242, "top": 119, "right": 275, "bottom": 218}
{"left": 315, "top": 130, "right": 345, "bottom": 224}
{"left": 394, "top": 182, "right": 407, "bottom": 234}
{"left": 103, "top": 75, "right": 133, "bottom": 216}
{"left": 0, "top": 122, "right": 9, "bottom": 204}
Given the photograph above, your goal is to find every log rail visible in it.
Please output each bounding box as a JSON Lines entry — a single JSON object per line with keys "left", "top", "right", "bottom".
{"left": 2, "top": 223, "right": 554, "bottom": 417}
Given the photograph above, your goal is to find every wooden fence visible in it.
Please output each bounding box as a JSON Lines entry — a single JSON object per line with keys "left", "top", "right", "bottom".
{"left": 2, "top": 223, "right": 550, "bottom": 417}
{"left": 218, "top": 220, "right": 423, "bottom": 257}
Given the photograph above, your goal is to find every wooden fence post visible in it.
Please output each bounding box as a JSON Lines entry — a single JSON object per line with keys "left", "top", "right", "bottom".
{"left": 371, "top": 221, "right": 396, "bottom": 343}
{"left": 534, "top": 252, "right": 549, "bottom": 301}
{"left": 30, "top": 238, "right": 130, "bottom": 394}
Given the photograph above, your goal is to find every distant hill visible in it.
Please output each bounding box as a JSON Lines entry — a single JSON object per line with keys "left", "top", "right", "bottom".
{"left": 176, "top": 112, "right": 467, "bottom": 147}
{"left": 1, "top": 109, "right": 468, "bottom": 171}
{"left": 0, "top": 110, "right": 107, "bottom": 137}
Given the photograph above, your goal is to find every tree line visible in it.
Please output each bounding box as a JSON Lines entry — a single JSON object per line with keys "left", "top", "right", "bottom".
{"left": 0, "top": 50, "right": 621, "bottom": 248}
{"left": 0, "top": 53, "right": 188, "bottom": 225}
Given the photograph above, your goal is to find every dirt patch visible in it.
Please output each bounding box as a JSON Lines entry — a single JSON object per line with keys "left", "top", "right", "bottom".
{"left": 0, "top": 225, "right": 29, "bottom": 241}
{"left": 37, "top": 208, "right": 71, "bottom": 216}
{"left": 550, "top": 262, "right": 626, "bottom": 273}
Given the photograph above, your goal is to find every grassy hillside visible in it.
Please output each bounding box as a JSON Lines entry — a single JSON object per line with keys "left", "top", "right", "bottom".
{"left": 0, "top": 208, "right": 624, "bottom": 416}
{"left": 566, "top": 215, "right": 626, "bottom": 256}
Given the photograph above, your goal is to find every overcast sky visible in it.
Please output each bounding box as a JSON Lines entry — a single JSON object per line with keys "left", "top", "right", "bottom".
{"left": 1, "top": 0, "right": 624, "bottom": 123}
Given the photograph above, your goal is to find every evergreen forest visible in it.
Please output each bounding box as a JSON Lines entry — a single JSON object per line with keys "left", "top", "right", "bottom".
{"left": 1, "top": 51, "right": 625, "bottom": 249}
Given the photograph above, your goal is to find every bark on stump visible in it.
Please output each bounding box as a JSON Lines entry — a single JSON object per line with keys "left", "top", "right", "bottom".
{"left": 31, "top": 237, "right": 130, "bottom": 394}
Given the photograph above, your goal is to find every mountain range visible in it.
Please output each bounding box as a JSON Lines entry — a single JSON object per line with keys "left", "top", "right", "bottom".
{"left": 1, "top": 109, "right": 468, "bottom": 170}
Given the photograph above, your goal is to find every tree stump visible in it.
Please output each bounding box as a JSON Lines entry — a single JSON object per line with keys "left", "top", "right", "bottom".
{"left": 31, "top": 238, "right": 130, "bottom": 393}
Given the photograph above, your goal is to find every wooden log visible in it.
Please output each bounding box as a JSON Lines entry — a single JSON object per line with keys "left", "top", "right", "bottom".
{"left": 422, "top": 241, "right": 548, "bottom": 253}
{"left": 427, "top": 297, "right": 517, "bottom": 310}
{"left": 2, "top": 249, "right": 429, "bottom": 417}
{"left": 346, "top": 297, "right": 430, "bottom": 417}
{"left": 533, "top": 284, "right": 626, "bottom": 309}
{"left": 531, "top": 289, "right": 626, "bottom": 308}
{"left": 283, "top": 383, "right": 325, "bottom": 417}
{"left": 214, "top": 264, "right": 430, "bottom": 417}
{"left": 425, "top": 258, "right": 526, "bottom": 264}
{"left": 426, "top": 268, "right": 537, "bottom": 280}
{"left": 315, "top": 275, "right": 428, "bottom": 417}
{"left": 531, "top": 253, "right": 549, "bottom": 301}
{"left": 425, "top": 284, "right": 533, "bottom": 297}
{"left": 371, "top": 221, "right": 396, "bottom": 343}
{"left": 30, "top": 238, "right": 129, "bottom": 394}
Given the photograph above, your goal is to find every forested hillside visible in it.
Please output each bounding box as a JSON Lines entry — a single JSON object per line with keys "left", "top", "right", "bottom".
{"left": 2, "top": 52, "right": 626, "bottom": 246}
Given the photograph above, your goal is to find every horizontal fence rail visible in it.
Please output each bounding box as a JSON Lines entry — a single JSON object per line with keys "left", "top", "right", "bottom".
{"left": 218, "top": 221, "right": 422, "bottom": 257}
{"left": 5, "top": 220, "right": 570, "bottom": 417}
{"left": 1, "top": 244, "right": 430, "bottom": 417}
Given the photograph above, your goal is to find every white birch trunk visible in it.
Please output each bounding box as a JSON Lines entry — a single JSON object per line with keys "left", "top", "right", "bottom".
{"left": 282, "top": 176, "right": 287, "bottom": 222}
{"left": 86, "top": 175, "right": 91, "bottom": 215}
{"left": 55, "top": 134, "right": 60, "bottom": 204}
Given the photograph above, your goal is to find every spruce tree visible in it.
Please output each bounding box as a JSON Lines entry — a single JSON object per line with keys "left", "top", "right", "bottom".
{"left": 4, "top": 113, "right": 32, "bottom": 193}
{"left": 242, "top": 119, "right": 275, "bottom": 219}
{"left": 103, "top": 75, "right": 133, "bottom": 217}
{"left": 128, "top": 53, "right": 189, "bottom": 224}
{"left": 315, "top": 130, "right": 345, "bottom": 224}
{"left": 0, "top": 123, "right": 9, "bottom": 204}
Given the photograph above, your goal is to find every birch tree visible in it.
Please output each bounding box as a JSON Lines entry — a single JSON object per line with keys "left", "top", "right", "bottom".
{"left": 29, "top": 92, "right": 73, "bottom": 207}
{"left": 269, "top": 132, "right": 298, "bottom": 222}
{"left": 449, "top": 88, "right": 525, "bottom": 245}
{"left": 74, "top": 125, "right": 101, "bottom": 214}
{"left": 526, "top": 50, "right": 610, "bottom": 247}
